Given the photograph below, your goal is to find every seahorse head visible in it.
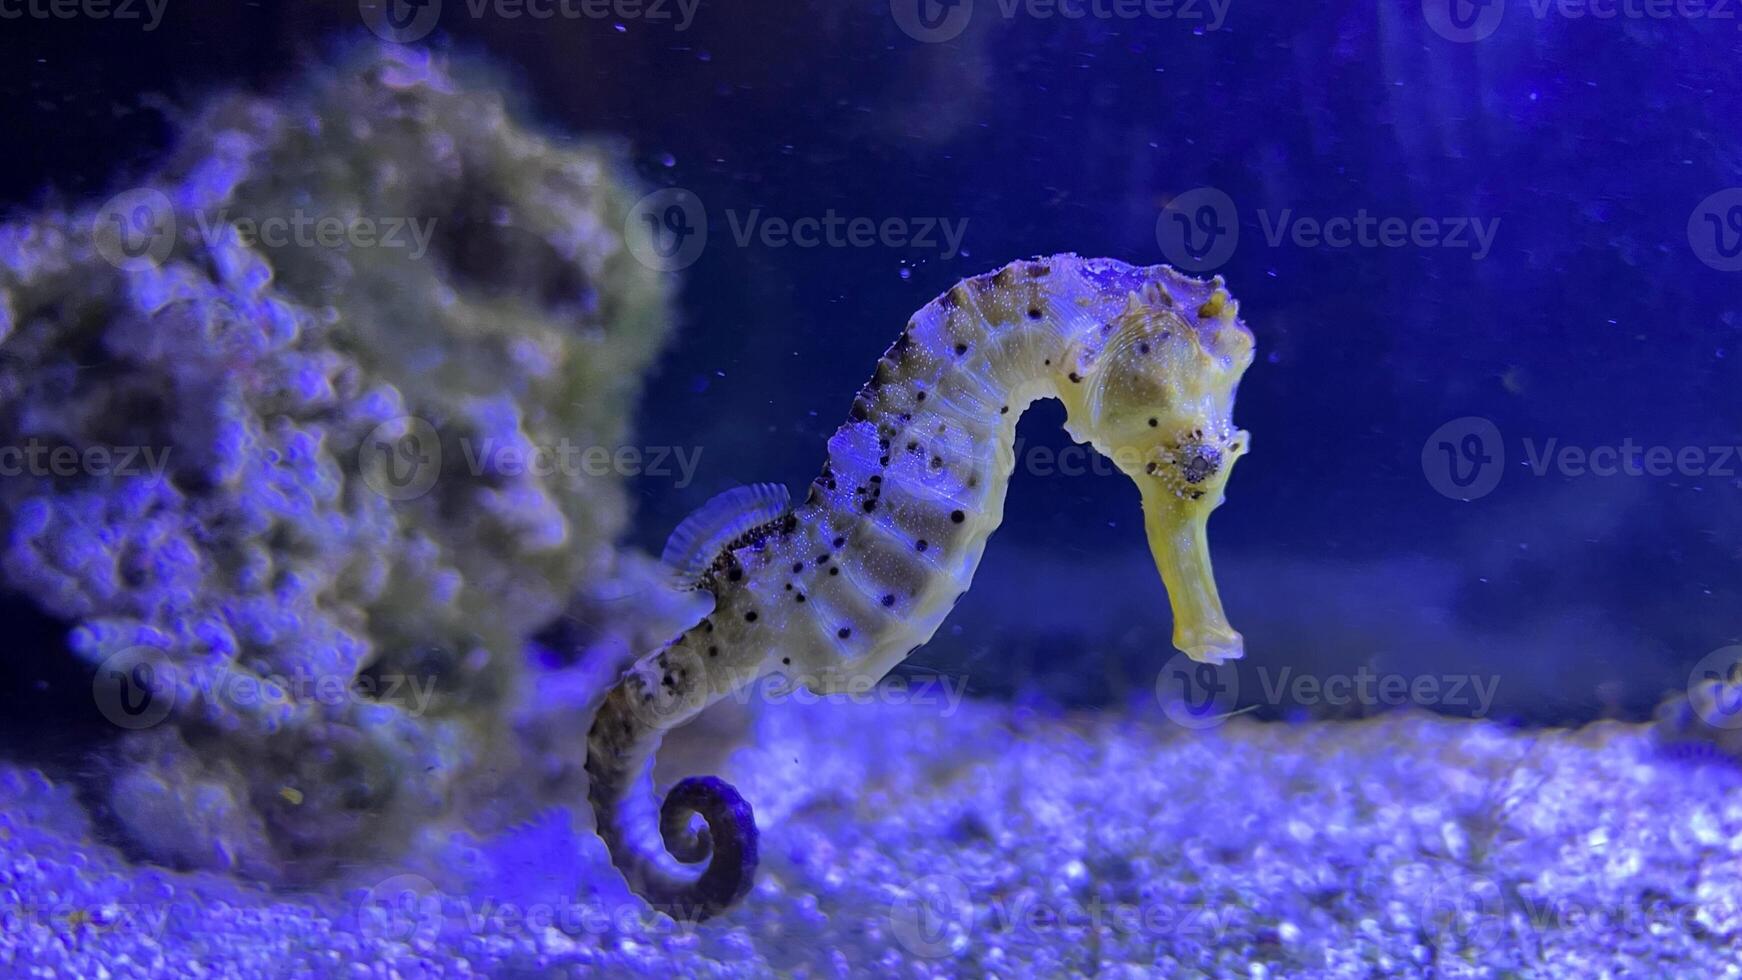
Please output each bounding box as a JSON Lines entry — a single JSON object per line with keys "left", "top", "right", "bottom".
{"left": 1062, "top": 268, "right": 1255, "bottom": 665}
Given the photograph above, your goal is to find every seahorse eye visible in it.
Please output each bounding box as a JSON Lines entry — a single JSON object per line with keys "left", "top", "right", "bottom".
{"left": 1177, "top": 441, "right": 1223, "bottom": 484}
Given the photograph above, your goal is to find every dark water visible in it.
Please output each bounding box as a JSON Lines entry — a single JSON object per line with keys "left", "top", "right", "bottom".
{"left": 6, "top": 1, "right": 1739, "bottom": 728}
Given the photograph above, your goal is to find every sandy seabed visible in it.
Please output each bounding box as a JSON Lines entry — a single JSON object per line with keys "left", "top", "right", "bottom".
{"left": 3, "top": 698, "right": 1740, "bottom": 979}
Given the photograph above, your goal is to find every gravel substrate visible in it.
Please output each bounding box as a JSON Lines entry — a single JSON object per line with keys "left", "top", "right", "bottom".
{"left": 2, "top": 698, "right": 1739, "bottom": 978}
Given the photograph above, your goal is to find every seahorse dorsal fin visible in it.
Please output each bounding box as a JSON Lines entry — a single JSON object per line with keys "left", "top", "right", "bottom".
{"left": 661, "top": 483, "right": 792, "bottom": 590}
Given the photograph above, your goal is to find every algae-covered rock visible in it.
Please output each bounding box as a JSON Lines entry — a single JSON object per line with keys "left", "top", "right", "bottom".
{"left": 0, "top": 44, "right": 675, "bottom": 878}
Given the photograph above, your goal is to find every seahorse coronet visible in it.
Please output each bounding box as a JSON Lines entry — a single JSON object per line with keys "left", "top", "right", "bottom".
{"left": 585, "top": 253, "right": 1256, "bottom": 920}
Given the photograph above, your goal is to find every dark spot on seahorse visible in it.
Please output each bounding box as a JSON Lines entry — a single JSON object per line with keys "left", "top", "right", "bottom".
{"left": 703, "top": 620, "right": 714, "bottom": 632}
{"left": 816, "top": 553, "right": 830, "bottom": 563}
{"left": 916, "top": 539, "right": 929, "bottom": 552}
{"left": 849, "top": 402, "right": 868, "bottom": 422}
{"left": 863, "top": 500, "right": 877, "bottom": 512}
{"left": 792, "top": 562, "right": 804, "bottom": 574}
{"left": 745, "top": 611, "right": 759, "bottom": 622}
{"left": 1029, "top": 263, "right": 1050, "bottom": 277}
{"left": 785, "top": 583, "right": 793, "bottom": 591}
{"left": 838, "top": 626, "right": 852, "bottom": 638}
{"left": 916, "top": 390, "right": 927, "bottom": 403}
{"left": 795, "top": 594, "right": 806, "bottom": 603}
{"left": 1068, "top": 372, "right": 1082, "bottom": 384}
{"left": 930, "top": 456, "right": 942, "bottom": 469}
{"left": 870, "top": 474, "right": 882, "bottom": 484}
{"left": 728, "top": 568, "right": 743, "bottom": 582}
{"left": 708, "top": 646, "right": 719, "bottom": 657}
{"left": 1179, "top": 443, "right": 1224, "bottom": 484}
{"left": 950, "top": 510, "right": 966, "bottom": 523}
{"left": 1000, "top": 405, "right": 1009, "bottom": 414}
{"left": 1148, "top": 418, "right": 1159, "bottom": 427}
{"left": 782, "top": 657, "right": 791, "bottom": 665}
{"left": 1027, "top": 307, "right": 1042, "bottom": 320}
{"left": 663, "top": 673, "right": 675, "bottom": 688}
{"left": 881, "top": 594, "right": 895, "bottom": 607}
{"left": 832, "top": 536, "right": 846, "bottom": 548}
{"left": 936, "top": 423, "right": 946, "bottom": 434}
{"left": 900, "top": 413, "right": 912, "bottom": 422}
{"left": 1043, "top": 358, "right": 1051, "bottom": 366}
{"left": 829, "top": 567, "right": 839, "bottom": 576}
{"left": 1146, "top": 462, "right": 1158, "bottom": 475}
{"left": 907, "top": 440, "right": 919, "bottom": 451}
{"left": 1138, "top": 342, "right": 1151, "bottom": 354}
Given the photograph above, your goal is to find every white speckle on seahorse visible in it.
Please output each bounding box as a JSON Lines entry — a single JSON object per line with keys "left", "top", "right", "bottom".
{"left": 585, "top": 253, "right": 1257, "bottom": 920}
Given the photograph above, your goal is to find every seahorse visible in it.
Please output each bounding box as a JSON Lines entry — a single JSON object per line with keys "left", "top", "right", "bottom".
{"left": 585, "top": 254, "right": 1255, "bottom": 921}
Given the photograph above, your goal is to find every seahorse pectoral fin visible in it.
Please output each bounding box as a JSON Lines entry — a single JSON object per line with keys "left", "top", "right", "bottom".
{"left": 661, "top": 483, "right": 793, "bottom": 590}
{"left": 1141, "top": 483, "right": 1244, "bottom": 665}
